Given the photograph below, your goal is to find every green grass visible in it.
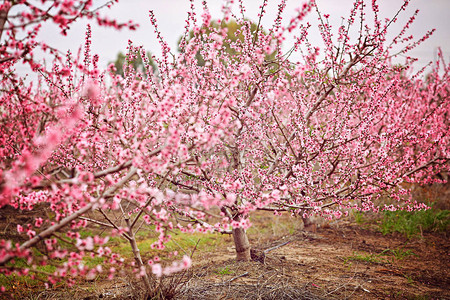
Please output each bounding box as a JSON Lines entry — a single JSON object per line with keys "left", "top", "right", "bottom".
{"left": 215, "top": 266, "right": 234, "bottom": 276}
{"left": 378, "top": 248, "right": 416, "bottom": 260}
{"left": 344, "top": 252, "right": 385, "bottom": 265}
{"left": 83, "top": 256, "right": 107, "bottom": 268}
{"left": 344, "top": 247, "right": 415, "bottom": 266}
{"left": 352, "top": 211, "right": 368, "bottom": 225}
{"left": 78, "top": 228, "right": 96, "bottom": 239}
{"left": 0, "top": 258, "right": 58, "bottom": 290}
{"left": 163, "top": 232, "right": 220, "bottom": 254}
{"left": 379, "top": 207, "right": 450, "bottom": 238}
{"left": 99, "top": 229, "right": 223, "bottom": 262}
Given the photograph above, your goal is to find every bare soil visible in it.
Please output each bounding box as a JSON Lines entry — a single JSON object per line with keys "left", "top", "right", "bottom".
{"left": 177, "top": 217, "right": 449, "bottom": 300}
{"left": 1, "top": 209, "right": 449, "bottom": 300}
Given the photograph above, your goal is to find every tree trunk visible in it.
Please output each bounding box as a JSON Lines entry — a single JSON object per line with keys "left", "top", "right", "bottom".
{"left": 302, "top": 216, "right": 317, "bottom": 232}
{"left": 130, "top": 233, "right": 152, "bottom": 291}
{"left": 232, "top": 226, "right": 251, "bottom": 261}
{"left": 125, "top": 218, "right": 153, "bottom": 292}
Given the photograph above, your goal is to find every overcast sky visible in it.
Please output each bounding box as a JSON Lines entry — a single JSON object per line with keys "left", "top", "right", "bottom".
{"left": 17, "top": 0, "right": 450, "bottom": 76}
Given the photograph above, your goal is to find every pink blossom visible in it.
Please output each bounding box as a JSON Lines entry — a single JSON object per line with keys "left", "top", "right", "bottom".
{"left": 151, "top": 264, "right": 162, "bottom": 278}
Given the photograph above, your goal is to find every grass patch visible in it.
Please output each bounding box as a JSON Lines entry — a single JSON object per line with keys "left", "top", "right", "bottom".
{"left": 344, "top": 247, "right": 415, "bottom": 266}
{"left": 0, "top": 258, "right": 58, "bottom": 291}
{"left": 344, "top": 252, "right": 385, "bottom": 265}
{"left": 379, "top": 208, "right": 450, "bottom": 238}
{"left": 99, "top": 228, "right": 225, "bottom": 262}
{"left": 378, "top": 248, "right": 416, "bottom": 260}
{"left": 78, "top": 228, "right": 96, "bottom": 239}
{"left": 352, "top": 211, "right": 368, "bottom": 225}
{"left": 83, "top": 256, "right": 106, "bottom": 268}
{"left": 215, "top": 266, "right": 234, "bottom": 276}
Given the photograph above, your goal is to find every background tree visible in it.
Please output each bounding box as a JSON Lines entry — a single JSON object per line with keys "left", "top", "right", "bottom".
{"left": 153, "top": 0, "right": 449, "bottom": 260}
{"left": 111, "top": 50, "right": 157, "bottom": 78}
{"left": 178, "top": 18, "right": 277, "bottom": 66}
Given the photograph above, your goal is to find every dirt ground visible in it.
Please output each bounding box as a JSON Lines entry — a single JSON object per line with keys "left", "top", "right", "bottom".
{"left": 2, "top": 213, "right": 446, "bottom": 300}
{"left": 175, "top": 217, "right": 449, "bottom": 300}
{"left": 0, "top": 204, "right": 449, "bottom": 299}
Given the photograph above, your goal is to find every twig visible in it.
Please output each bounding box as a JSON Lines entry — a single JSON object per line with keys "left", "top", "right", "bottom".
{"left": 227, "top": 272, "right": 249, "bottom": 283}
{"left": 190, "top": 239, "right": 201, "bottom": 258}
{"left": 264, "top": 240, "right": 292, "bottom": 253}
{"left": 214, "top": 272, "right": 249, "bottom": 286}
{"left": 170, "top": 239, "right": 189, "bottom": 257}
{"left": 322, "top": 266, "right": 358, "bottom": 297}
{"left": 98, "top": 208, "right": 132, "bottom": 241}
{"left": 79, "top": 216, "right": 115, "bottom": 228}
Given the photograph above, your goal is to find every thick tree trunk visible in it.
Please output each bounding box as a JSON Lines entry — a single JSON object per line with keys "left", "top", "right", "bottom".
{"left": 232, "top": 226, "right": 251, "bottom": 261}
{"left": 222, "top": 207, "right": 251, "bottom": 261}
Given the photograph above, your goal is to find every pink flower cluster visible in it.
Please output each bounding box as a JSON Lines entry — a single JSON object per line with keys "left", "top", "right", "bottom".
{"left": 151, "top": 255, "right": 192, "bottom": 278}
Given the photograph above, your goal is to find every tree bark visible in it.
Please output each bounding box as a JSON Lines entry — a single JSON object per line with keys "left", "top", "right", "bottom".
{"left": 0, "top": 4, "right": 10, "bottom": 41}
{"left": 302, "top": 216, "right": 317, "bottom": 232}
{"left": 232, "top": 226, "right": 251, "bottom": 261}
{"left": 125, "top": 218, "right": 152, "bottom": 292}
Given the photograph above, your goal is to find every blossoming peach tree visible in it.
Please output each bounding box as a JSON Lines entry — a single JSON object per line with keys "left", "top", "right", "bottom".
{"left": 0, "top": 0, "right": 449, "bottom": 295}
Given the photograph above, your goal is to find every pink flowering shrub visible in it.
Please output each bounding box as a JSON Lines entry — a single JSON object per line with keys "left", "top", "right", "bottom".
{"left": 0, "top": 0, "right": 449, "bottom": 295}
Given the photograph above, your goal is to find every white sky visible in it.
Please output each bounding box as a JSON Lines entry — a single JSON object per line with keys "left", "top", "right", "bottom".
{"left": 16, "top": 0, "right": 450, "bottom": 76}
